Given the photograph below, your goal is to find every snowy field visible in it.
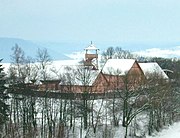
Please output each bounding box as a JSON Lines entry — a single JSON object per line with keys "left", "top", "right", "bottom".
{"left": 147, "top": 122, "right": 180, "bottom": 138}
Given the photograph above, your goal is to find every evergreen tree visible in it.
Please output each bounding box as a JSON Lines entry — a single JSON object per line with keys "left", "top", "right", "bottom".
{"left": 0, "top": 59, "right": 9, "bottom": 136}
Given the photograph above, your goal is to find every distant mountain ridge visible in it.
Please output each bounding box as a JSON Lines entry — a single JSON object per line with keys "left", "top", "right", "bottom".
{"left": 1, "top": 37, "right": 180, "bottom": 63}
{"left": 0, "top": 37, "right": 71, "bottom": 62}
{"left": 0, "top": 37, "right": 107, "bottom": 63}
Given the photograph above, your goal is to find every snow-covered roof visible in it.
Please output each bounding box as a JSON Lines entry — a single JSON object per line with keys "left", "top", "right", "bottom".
{"left": 50, "top": 60, "right": 80, "bottom": 72}
{"left": 47, "top": 60, "right": 81, "bottom": 79}
{"left": 84, "top": 44, "right": 99, "bottom": 50}
{"left": 102, "top": 59, "right": 136, "bottom": 75}
{"left": 58, "top": 67, "right": 99, "bottom": 86}
{"left": 49, "top": 60, "right": 100, "bottom": 86}
{"left": 139, "top": 62, "right": 169, "bottom": 79}
{"left": 1, "top": 60, "right": 99, "bottom": 86}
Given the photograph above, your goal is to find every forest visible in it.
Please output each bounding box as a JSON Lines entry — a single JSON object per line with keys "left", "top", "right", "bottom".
{"left": 0, "top": 45, "right": 180, "bottom": 138}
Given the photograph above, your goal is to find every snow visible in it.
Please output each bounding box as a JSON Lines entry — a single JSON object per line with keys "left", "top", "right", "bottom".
{"left": 52, "top": 60, "right": 80, "bottom": 66}
{"left": 49, "top": 60, "right": 100, "bottom": 86}
{"left": 133, "top": 47, "right": 180, "bottom": 58}
{"left": 147, "top": 122, "right": 180, "bottom": 138}
{"left": 102, "top": 59, "right": 135, "bottom": 75}
{"left": 139, "top": 62, "right": 169, "bottom": 79}
{"left": 49, "top": 60, "right": 80, "bottom": 74}
{"left": 1, "top": 63, "right": 10, "bottom": 74}
{"left": 65, "top": 51, "right": 85, "bottom": 60}
{"left": 84, "top": 44, "right": 99, "bottom": 50}
{"left": 1, "top": 60, "right": 100, "bottom": 85}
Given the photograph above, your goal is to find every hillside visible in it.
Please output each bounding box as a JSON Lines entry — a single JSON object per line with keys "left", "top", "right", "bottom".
{"left": 0, "top": 37, "right": 70, "bottom": 62}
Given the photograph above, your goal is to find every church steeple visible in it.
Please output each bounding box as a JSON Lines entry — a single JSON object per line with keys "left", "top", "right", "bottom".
{"left": 84, "top": 42, "right": 99, "bottom": 70}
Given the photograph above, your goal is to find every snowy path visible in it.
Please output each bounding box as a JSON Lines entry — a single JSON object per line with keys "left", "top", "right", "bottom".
{"left": 147, "top": 122, "right": 180, "bottom": 138}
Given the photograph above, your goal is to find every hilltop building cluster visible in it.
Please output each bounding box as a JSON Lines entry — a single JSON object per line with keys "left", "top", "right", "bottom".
{"left": 35, "top": 43, "right": 169, "bottom": 95}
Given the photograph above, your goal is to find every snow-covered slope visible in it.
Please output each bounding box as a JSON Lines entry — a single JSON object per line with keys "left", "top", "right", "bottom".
{"left": 147, "top": 122, "right": 180, "bottom": 138}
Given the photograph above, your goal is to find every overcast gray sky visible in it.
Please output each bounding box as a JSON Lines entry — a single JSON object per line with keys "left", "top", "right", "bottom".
{"left": 1, "top": 0, "right": 180, "bottom": 45}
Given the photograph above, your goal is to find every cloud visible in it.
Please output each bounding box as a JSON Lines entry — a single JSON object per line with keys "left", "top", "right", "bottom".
{"left": 133, "top": 46, "right": 180, "bottom": 58}
{"left": 66, "top": 46, "right": 180, "bottom": 60}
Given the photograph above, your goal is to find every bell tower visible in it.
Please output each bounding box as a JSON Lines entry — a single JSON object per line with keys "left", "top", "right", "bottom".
{"left": 84, "top": 41, "right": 99, "bottom": 70}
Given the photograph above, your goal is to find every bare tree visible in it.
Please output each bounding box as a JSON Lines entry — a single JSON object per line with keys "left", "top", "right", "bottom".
{"left": 76, "top": 66, "right": 91, "bottom": 130}
{"left": 114, "top": 47, "right": 134, "bottom": 59}
{"left": 36, "top": 48, "right": 52, "bottom": 81}
{"left": 10, "top": 44, "right": 26, "bottom": 83}
{"left": 7, "top": 45, "right": 40, "bottom": 138}
{"left": 0, "top": 59, "right": 9, "bottom": 137}
{"left": 101, "top": 46, "right": 134, "bottom": 64}
{"left": 105, "top": 67, "right": 148, "bottom": 138}
{"left": 143, "top": 72, "right": 172, "bottom": 135}
{"left": 102, "top": 47, "right": 115, "bottom": 61}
